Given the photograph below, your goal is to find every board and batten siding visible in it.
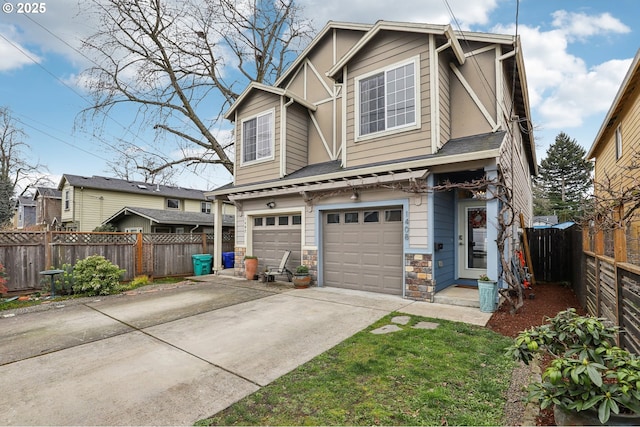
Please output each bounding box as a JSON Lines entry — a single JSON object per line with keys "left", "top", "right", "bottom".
{"left": 438, "top": 52, "right": 451, "bottom": 147}
{"left": 234, "top": 91, "right": 282, "bottom": 186}
{"left": 408, "top": 193, "right": 428, "bottom": 248}
{"left": 286, "top": 103, "right": 309, "bottom": 175}
{"left": 345, "top": 31, "right": 432, "bottom": 167}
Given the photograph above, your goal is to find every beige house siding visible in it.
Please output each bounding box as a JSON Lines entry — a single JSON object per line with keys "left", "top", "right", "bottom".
{"left": 234, "top": 91, "right": 282, "bottom": 186}
{"left": 286, "top": 103, "right": 309, "bottom": 175}
{"left": 345, "top": 31, "right": 431, "bottom": 167}
{"left": 438, "top": 52, "right": 451, "bottom": 147}
{"left": 450, "top": 45, "right": 497, "bottom": 139}
{"left": 116, "top": 215, "right": 151, "bottom": 233}
{"left": 409, "top": 193, "right": 428, "bottom": 248}
{"left": 61, "top": 183, "right": 74, "bottom": 223}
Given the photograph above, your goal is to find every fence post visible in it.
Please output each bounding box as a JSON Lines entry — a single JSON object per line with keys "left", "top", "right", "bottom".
{"left": 136, "top": 232, "right": 143, "bottom": 276}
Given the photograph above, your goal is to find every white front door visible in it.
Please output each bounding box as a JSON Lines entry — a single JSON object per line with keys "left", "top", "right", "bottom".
{"left": 457, "top": 201, "right": 488, "bottom": 279}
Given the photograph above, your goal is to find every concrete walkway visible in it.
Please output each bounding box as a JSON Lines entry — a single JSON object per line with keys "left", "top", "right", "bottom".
{"left": 0, "top": 276, "right": 492, "bottom": 426}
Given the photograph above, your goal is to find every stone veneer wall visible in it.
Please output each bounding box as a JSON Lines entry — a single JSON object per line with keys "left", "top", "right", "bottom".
{"left": 302, "top": 249, "right": 318, "bottom": 283}
{"left": 234, "top": 247, "right": 246, "bottom": 277}
{"left": 405, "top": 253, "right": 434, "bottom": 301}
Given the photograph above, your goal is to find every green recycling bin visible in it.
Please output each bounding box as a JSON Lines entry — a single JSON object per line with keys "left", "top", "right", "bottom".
{"left": 478, "top": 280, "right": 498, "bottom": 313}
{"left": 192, "top": 254, "right": 213, "bottom": 276}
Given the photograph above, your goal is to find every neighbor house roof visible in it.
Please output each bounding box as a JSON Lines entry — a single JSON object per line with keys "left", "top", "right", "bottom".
{"left": 34, "top": 186, "right": 62, "bottom": 200}
{"left": 586, "top": 49, "right": 640, "bottom": 159}
{"left": 208, "top": 131, "right": 507, "bottom": 198}
{"left": 103, "top": 207, "right": 234, "bottom": 227}
{"left": 16, "top": 195, "right": 36, "bottom": 208}
{"left": 59, "top": 174, "right": 208, "bottom": 200}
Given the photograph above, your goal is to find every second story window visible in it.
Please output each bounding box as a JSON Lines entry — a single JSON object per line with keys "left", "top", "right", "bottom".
{"left": 357, "top": 57, "right": 418, "bottom": 139}
{"left": 242, "top": 110, "right": 274, "bottom": 164}
{"left": 166, "top": 198, "right": 180, "bottom": 210}
{"left": 64, "top": 190, "right": 70, "bottom": 210}
{"left": 201, "top": 202, "right": 211, "bottom": 214}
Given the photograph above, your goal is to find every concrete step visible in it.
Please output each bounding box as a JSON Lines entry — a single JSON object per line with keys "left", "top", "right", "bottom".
{"left": 433, "top": 285, "right": 480, "bottom": 308}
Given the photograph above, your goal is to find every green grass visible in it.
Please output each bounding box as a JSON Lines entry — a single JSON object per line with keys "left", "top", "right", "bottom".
{"left": 197, "top": 314, "right": 515, "bottom": 426}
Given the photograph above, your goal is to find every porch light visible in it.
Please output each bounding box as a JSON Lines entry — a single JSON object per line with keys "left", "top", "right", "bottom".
{"left": 350, "top": 190, "right": 359, "bottom": 201}
{"left": 266, "top": 201, "right": 276, "bottom": 209}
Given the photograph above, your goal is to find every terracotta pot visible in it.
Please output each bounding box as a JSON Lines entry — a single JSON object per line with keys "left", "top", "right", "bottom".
{"left": 554, "top": 404, "right": 640, "bottom": 426}
{"left": 293, "top": 274, "right": 311, "bottom": 288}
{"left": 244, "top": 258, "right": 258, "bottom": 280}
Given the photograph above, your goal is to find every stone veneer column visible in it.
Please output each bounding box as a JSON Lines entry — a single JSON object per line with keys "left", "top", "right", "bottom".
{"left": 302, "top": 249, "right": 318, "bottom": 283}
{"left": 404, "top": 253, "right": 434, "bottom": 301}
{"left": 235, "top": 247, "right": 246, "bottom": 277}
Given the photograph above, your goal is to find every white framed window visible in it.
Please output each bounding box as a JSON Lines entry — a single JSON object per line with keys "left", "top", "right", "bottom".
{"left": 356, "top": 56, "right": 419, "bottom": 139}
{"left": 201, "top": 202, "right": 212, "bottom": 214}
{"left": 615, "top": 125, "right": 623, "bottom": 160}
{"left": 64, "top": 190, "right": 70, "bottom": 210}
{"left": 125, "top": 227, "right": 143, "bottom": 233}
{"left": 166, "top": 198, "right": 180, "bottom": 210}
{"left": 241, "top": 109, "right": 274, "bottom": 164}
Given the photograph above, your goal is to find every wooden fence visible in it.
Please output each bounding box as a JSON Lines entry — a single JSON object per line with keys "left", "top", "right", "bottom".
{"left": 526, "top": 226, "right": 581, "bottom": 283}
{"left": 0, "top": 231, "right": 234, "bottom": 292}
{"left": 583, "top": 254, "right": 640, "bottom": 355}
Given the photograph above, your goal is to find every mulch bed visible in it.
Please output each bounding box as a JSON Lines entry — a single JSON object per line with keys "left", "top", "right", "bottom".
{"left": 486, "top": 281, "right": 586, "bottom": 426}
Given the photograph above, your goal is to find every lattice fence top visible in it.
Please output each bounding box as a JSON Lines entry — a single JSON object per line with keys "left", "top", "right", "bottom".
{"left": 142, "top": 233, "right": 211, "bottom": 244}
{"left": 51, "top": 232, "right": 137, "bottom": 245}
{"left": 0, "top": 231, "right": 46, "bottom": 245}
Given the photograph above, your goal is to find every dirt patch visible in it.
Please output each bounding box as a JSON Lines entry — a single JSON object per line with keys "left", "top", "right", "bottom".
{"left": 487, "top": 282, "right": 585, "bottom": 425}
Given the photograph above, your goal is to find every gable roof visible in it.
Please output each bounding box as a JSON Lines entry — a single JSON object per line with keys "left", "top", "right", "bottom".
{"left": 586, "top": 49, "right": 640, "bottom": 159}
{"left": 59, "top": 174, "right": 207, "bottom": 200}
{"left": 34, "top": 186, "right": 62, "bottom": 200}
{"left": 327, "top": 21, "right": 465, "bottom": 78}
{"left": 16, "top": 195, "right": 36, "bottom": 208}
{"left": 103, "top": 206, "right": 234, "bottom": 227}
{"left": 224, "top": 82, "right": 318, "bottom": 121}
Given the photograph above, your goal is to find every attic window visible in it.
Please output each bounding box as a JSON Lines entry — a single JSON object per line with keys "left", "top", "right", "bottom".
{"left": 356, "top": 56, "right": 419, "bottom": 139}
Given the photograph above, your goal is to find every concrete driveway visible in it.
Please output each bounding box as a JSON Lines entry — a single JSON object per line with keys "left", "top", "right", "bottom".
{"left": 0, "top": 276, "right": 491, "bottom": 425}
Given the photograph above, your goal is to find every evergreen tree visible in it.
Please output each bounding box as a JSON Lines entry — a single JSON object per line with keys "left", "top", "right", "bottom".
{"left": 535, "top": 132, "right": 593, "bottom": 222}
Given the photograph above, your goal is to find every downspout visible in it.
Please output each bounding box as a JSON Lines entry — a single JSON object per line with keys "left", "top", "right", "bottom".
{"left": 190, "top": 224, "right": 199, "bottom": 233}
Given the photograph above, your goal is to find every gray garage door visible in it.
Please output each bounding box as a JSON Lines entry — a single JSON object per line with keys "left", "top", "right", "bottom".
{"left": 323, "top": 207, "right": 403, "bottom": 295}
{"left": 252, "top": 214, "right": 301, "bottom": 274}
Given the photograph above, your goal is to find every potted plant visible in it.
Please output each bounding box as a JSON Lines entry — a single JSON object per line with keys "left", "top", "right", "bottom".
{"left": 244, "top": 255, "right": 258, "bottom": 280}
{"left": 292, "top": 265, "right": 311, "bottom": 288}
{"left": 506, "top": 308, "right": 640, "bottom": 425}
{"left": 477, "top": 274, "right": 497, "bottom": 313}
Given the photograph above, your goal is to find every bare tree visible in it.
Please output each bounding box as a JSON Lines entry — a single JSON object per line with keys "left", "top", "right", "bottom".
{"left": 78, "top": 0, "right": 313, "bottom": 177}
{"left": 105, "top": 148, "right": 179, "bottom": 185}
{"left": 0, "top": 107, "right": 49, "bottom": 226}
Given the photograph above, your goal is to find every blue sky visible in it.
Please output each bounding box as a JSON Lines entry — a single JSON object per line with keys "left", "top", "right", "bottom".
{"left": 0, "top": 0, "right": 638, "bottom": 191}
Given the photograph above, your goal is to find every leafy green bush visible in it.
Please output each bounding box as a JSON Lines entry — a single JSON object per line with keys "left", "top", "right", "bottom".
{"left": 52, "top": 263, "right": 74, "bottom": 295}
{"left": 72, "top": 255, "right": 125, "bottom": 296}
{"left": 129, "top": 275, "right": 151, "bottom": 289}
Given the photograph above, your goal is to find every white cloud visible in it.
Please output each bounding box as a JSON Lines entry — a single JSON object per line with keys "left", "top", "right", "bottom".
{"left": 493, "top": 15, "right": 632, "bottom": 133}
{"left": 551, "top": 10, "right": 631, "bottom": 41}
{"left": 296, "top": 0, "right": 499, "bottom": 29}
{"left": 0, "top": 25, "right": 41, "bottom": 71}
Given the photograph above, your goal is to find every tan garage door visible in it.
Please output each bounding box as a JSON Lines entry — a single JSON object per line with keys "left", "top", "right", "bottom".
{"left": 323, "top": 207, "right": 403, "bottom": 295}
{"left": 252, "top": 214, "right": 301, "bottom": 273}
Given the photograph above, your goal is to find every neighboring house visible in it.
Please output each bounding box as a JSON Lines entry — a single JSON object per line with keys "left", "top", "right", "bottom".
{"left": 13, "top": 196, "right": 36, "bottom": 229}
{"left": 586, "top": 49, "right": 640, "bottom": 262}
{"left": 58, "top": 174, "right": 219, "bottom": 233}
{"left": 208, "top": 21, "right": 536, "bottom": 301}
{"left": 104, "top": 206, "right": 236, "bottom": 235}
{"left": 34, "top": 186, "right": 62, "bottom": 230}
{"left": 532, "top": 215, "right": 558, "bottom": 228}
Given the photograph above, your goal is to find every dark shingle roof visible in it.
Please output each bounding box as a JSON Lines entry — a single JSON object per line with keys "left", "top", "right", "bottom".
{"left": 60, "top": 175, "right": 207, "bottom": 200}
{"left": 211, "top": 131, "right": 506, "bottom": 194}
{"left": 35, "top": 187, "right": 62, "bottom": 199}
{"left": 106, "top": 207, "right": 234, "bottom": 227}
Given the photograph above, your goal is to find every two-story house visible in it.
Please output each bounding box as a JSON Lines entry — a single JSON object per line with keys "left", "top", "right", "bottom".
{"left": 58, "top": 174, "right": 232, "bottom": 233}
{"left": 208, "top": 21, "right": 536, "bottom": 301}
{"left": 586, "top": 49, "right": 640, "bottom": 263}
{"left": 13, "top": 195, "right": 36, "bottom": 229}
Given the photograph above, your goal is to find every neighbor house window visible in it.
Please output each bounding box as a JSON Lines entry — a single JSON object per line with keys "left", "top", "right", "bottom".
{"left": 357, "top": 57, "right": 418, "bottom": 138}
{"left": 242, "top": 110, "right": 274, "bottom": 163}
{"left": 201, "top": 202, "right": 212, "bottom": 214}
{"left": 64, "top": 190, "right": 70, "bottom": 210}
{"left": 615, "top": 125, "right": 623, "bottom": 160}
{"left": 166, "top": 198, "right": 180, "bottom": 210}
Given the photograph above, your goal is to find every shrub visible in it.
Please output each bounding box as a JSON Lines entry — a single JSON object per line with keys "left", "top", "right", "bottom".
{"left": 0, "top": 263, "right": 7, "bottom": 296}
{"left": 129, "top": 275, "right": 151, "bottom": 289}
{"left": 72, "top": 255, "right": 125, "bottom": 296}
{"left": 52, "top": 263, "right": 74, "bottom": 295}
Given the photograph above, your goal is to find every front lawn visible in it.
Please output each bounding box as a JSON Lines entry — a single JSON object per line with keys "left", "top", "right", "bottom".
{"left": 197, "top": 314, "right": 514, "bottom": 426}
